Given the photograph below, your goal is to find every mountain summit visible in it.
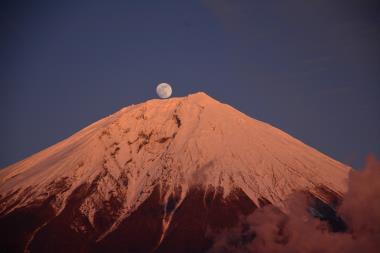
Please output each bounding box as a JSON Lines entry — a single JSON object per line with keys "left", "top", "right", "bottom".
{"left": 0, "top": 92, "right": 350, "bottom": 253}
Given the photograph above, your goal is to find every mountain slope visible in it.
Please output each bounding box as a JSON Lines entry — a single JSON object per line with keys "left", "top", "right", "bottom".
{"left": 0, "top": 92, "right": 350, "bottom": 253}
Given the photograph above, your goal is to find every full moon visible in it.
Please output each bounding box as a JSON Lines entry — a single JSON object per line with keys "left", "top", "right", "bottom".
{"left": 156, "top": 83, "right": 172, "bottom": 99}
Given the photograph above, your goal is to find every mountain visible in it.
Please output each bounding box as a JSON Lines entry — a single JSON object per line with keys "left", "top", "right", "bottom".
{"left": 0, "top": 92, "right": 350, "bottom": 253}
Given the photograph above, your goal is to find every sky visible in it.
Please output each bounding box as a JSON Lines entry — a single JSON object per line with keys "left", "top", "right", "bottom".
{"left": 1, "top": 0, "right": 379, "bottom": 169}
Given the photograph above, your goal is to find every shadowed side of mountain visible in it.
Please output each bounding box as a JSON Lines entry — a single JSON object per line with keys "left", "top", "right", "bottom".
{"left": 154, "top": 186, "right": 257, "bottom": 253}
{"left": 92, "top": 186, "right": 165, "bottom": 253}
{"left": 93, "top": 186, "right": 257, "bottom": 253}
{"left": 0, "top": 196, "right": 55, "bottom": 253}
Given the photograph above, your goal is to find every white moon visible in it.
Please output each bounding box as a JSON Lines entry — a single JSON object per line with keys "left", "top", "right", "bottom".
{"left": 156, "top": 83, "right": 172, "bottom": 99}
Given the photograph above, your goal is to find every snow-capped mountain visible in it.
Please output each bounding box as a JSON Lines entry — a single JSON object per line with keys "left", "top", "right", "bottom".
{"left": 0, "top": 92, "right": 350, "bottom": 253}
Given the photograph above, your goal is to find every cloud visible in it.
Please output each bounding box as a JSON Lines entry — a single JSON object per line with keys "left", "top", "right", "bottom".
{"left": 208, "top": 155, "right": 380, "bottom": 253}
{"left": 189, "top": 160, "right": 215, "bottom": 186}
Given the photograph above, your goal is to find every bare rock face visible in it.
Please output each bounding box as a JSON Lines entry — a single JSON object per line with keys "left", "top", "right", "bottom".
{"left": 0, "top": 92, "right": 350, "bottom": 253}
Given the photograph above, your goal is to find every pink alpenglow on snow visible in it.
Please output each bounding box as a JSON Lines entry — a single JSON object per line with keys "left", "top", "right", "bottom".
{"left": 0, "top": 92, "right": 351, "bottom": 253}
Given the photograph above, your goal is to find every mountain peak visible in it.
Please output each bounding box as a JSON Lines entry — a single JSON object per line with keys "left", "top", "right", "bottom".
{"left": 140, "top": 91, "right": 218, "bottom": 110}
{"left": 187, "top": 91, "right": 216, "bottom": 101}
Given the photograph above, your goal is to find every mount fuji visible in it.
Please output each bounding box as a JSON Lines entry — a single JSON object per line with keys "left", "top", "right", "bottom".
{"left": 0, "top": 92, "right": 350, "bottom": 253}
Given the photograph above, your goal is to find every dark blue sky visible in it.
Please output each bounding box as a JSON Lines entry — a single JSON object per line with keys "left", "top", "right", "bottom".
{"left": 1, "top": 0, "right": 379, "bottom": 169}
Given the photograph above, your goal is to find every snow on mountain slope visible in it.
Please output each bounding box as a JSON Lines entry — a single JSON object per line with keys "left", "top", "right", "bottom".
{"left": 0, "top": 92, "right": 350, "bottom": 252}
